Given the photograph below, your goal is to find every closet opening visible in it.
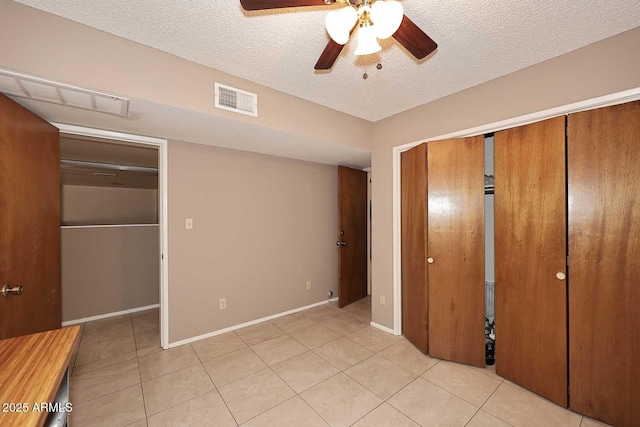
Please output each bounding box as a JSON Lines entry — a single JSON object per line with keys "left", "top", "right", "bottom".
{"left": 56, "top": 127, "right": 168, "bottom": 349}
{"left": 484, "top": 134, "right": 495, "bottom": 366}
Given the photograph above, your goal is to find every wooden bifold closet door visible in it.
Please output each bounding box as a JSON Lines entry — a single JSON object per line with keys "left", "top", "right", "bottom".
{"left": 568, "top": 101, "right": 640, "bottom": 427}
{"left": 494, "top": 116, "right": 568, "bottom": 407}
{"left": 401, "top": 138, "right": 485, "bottom": 365}
{"left": 401, "top": 143, "right": 429, "bottom": 353}
{"left": 427, "top": 136, "right": 485, "bottom": 367}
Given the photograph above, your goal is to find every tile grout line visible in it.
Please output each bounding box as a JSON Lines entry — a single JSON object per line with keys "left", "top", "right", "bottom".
{"left": 136, "top": 319, "right": 150, "bottom": 426}
{"left": 232, "top": 346, "right": 298, "bottom": 425}
{"left": 466, "top": 378, "right": 513, "bottom": 427}
{"left": 200, "top": 353, "right": 240, "bottom": 427}
{"left": 69, "top": 315, "right": 147, "bottom": 421}
{"left": 380, "top": 359, "right": 442, "bottom": 423}
{"left": 142, "top": 344, "right": 219, "bottom": 422}
{"left": 420, "top": 371, "right": 502, "bottom": 410}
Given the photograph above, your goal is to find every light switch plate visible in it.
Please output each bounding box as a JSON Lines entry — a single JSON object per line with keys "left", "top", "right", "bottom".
{"left": 306, "top": 281, "right": 312, "bottom": 290}
{"left": 186, "top": 218, "right": 193, "bottom": 230}
{"left": 379, "top": 295, "right": 386, "bottom": 306}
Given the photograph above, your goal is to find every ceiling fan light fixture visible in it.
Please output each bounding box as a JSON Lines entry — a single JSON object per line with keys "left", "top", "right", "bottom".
{"left": 325, "top": 6, "right": 358, "bottom": 45}
{"left": 370, "top": 0, "right": 404, "bottom": 39}
{"left": 354, "top": 23, "right": 382, "bottom": 56}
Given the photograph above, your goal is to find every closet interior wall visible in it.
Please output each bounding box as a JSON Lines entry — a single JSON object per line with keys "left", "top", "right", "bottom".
{"left": 60, "top": 139, "right": 160, "bottom": 322}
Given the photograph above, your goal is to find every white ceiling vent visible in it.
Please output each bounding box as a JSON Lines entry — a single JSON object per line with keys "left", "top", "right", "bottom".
{"left": 214, "top": 82, "right": 258, "bottom": 117}
{"left": 0, "top": 68, "right": 129, "bottom": 117}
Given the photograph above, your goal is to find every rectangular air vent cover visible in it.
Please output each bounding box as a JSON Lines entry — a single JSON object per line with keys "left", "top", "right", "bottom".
{"left": 214, "top": 82, "right": 258, "bottom": 117}
{"left": 0, "top": 68, "right": 129, "bottom": 117}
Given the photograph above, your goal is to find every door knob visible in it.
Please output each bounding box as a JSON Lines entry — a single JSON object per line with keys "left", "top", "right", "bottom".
{"left": 556, "top": 272, "right": 566, "bottom": 281}
{"left": 2, "top": 285, "right": 24, "bottom": 297}
{"left": 427, "top": 257, "right": 434, "bottom": 264}
{"left": 336, "top": 241, "right": 347, "bottom": 246}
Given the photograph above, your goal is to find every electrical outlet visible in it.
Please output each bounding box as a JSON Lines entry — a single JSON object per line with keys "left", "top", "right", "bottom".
{"left": 306, "top": 281, "right": 312, "bottom": 290}
{"left": 379, "top": 295, "right": 386, "bottom": 306}
{"left": 219, "top": 298, "right": 227, "bottom": 310}
{"left": 186, "top": 218, "right": 193, "bottom": 230}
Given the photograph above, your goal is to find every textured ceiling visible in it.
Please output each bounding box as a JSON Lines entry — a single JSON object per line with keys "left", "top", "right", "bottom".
{"left": 13, "top": 0, "right": 640, "bottom": 121}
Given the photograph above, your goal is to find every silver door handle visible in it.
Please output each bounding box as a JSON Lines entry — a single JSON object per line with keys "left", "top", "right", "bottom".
{"left": 556, "top": 272, "right": 566, "bottom": 281}
{"left": 336, "top": 241, "right": 347, "bottom": 246}
{"left": 427, "top": 257, "right": 434, "bottom": 264}
{"left": 2, "top": 285, "right": 23, "bottom": 296}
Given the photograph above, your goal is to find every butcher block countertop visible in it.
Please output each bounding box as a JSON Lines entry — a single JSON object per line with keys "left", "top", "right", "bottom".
{"left": 0, "top": 327, "right": 81, "bottom": 427}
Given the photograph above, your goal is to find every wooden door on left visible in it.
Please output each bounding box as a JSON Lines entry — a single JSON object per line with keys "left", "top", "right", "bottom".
{"left": 0, "top": 94, "right": 61, "bottom": 339}
{"left": 337, "top": 166, "right": 367, "bottom": 308}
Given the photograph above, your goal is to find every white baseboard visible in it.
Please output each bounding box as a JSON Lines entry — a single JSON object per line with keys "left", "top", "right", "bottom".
{"left": 168, "top": 297, "right": 339, "bottom": 348}
{"left": 370, "top": 321, "right": 396, "bottom": 335}
{"left": 61, "top": 304, "right": 160, "bottom": 326}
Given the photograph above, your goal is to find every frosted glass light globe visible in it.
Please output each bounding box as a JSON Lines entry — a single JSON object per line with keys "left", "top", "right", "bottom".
{"left": 370, "top": 0, "right": 404, "bottom": 39}
{"left": 325, "top": 6, "right": 358, "bottom": 45}
{"left": 354, "top": 24, "right": 382, "bottom": 56}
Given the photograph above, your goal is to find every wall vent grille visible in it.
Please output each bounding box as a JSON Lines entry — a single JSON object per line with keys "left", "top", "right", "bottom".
{"left": 0, "top": 68, "right": 129, "bottom": 117}
{"left": 214, "top": 82, "right": 258, "bottom": 117}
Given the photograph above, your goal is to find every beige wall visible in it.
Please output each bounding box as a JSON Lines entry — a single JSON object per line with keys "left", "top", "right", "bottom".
{"left": 62, "top": 185, "right": 158, "bottom": 225}
{"left": 62, "top": 226, "right": 160, "bottom": 322}
{"left": 370, "top": 27, "right": 640, "bottom": 328}
{"left": 0, "top": 1, "right": 372, "bottom": 153}
{"left": 168, "top": 142, "right": 338, "bottom": 342}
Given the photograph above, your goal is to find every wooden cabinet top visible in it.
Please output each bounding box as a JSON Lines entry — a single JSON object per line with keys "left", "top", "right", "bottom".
{"left": 0, "top": 327, "right": 81, "bottom": 427}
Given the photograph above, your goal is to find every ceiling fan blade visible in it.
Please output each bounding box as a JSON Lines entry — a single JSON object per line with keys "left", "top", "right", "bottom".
{"left": 393, "top": 15, "right": 438, "bottom": 60}
{"left": 314, "top": 39, "right": 345, "bottom": 70}
{"left": 240, "top": 0, "right": 329, "bottom": 10}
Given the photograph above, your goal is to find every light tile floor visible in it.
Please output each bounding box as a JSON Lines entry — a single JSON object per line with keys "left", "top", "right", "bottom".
{"left": 66, "top": 297, "right": 611, "bottom": 427}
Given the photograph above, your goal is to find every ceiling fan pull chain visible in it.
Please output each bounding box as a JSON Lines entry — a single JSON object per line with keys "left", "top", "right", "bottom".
{"left": 363, "top": 54, "right": 369, "bottom": 79}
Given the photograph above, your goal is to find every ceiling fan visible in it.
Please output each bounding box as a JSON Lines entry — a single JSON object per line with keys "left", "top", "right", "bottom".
{"left": 240, "top": 0, "right": 438, "bottom": 70}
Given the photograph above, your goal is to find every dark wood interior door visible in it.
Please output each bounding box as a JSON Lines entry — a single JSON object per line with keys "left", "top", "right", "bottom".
{"left": 427, "top": 136, "right": 485, "bottom": 366}
{"left": 494, "top": 116, "right": 568, "bottom": 407}
{"left": 0, "top": 94, "right": 61, "bottom": 339}
{"left": 568, "top": 101, "right": 640, "bottom": 427}
{"left": 338, "top": 166, "right": 367, "bottom": 308}
{"left": 401, "top": 143, "right": 428, "bottom": 353}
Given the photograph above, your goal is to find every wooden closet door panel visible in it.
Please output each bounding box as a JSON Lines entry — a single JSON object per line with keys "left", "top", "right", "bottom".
{"left": 495, "top": 116, "right": 568, "bottom": 407}
{"left": 568, "top": 101, "right": 640, "bottom": 427}
{"left": 401, "top": 143, "right": 428, "bottom": 353}
{"left": 427, "top": 136, "right": 485, "bottom": 367}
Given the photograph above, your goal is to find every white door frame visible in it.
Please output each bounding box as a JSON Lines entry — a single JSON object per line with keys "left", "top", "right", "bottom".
{"left": 364, "top": 167, "right": 372, "bottom": 297}
{"left": 391, "top": 87, "right": 640, "bottom": 336}
{"left": 53, "top": 123, "right": 170, "bottom": 349}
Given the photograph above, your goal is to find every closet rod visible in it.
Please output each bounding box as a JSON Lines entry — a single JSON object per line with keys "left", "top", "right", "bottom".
{"left": 60, "top": 159, "right": 158, "bottom": 174}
